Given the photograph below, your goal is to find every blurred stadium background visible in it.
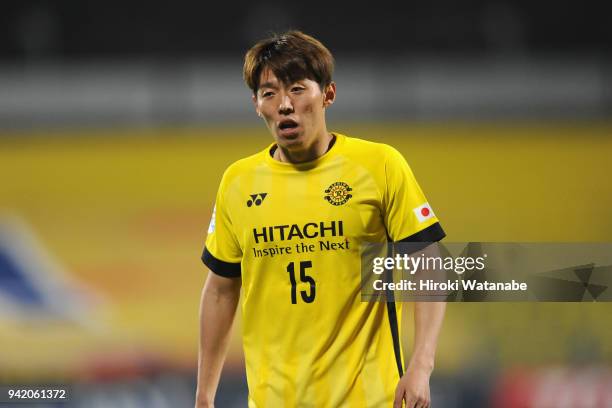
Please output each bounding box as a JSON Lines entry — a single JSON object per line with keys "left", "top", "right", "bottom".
{"left": 1, "top": 2, "right": 611, "bottom": 407}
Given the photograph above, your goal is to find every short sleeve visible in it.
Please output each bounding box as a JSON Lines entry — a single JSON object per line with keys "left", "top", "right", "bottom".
{"left": 382, "top": 145, "right": 446, "bottom": 244}
{"left": 202, "top": 172, "right": 243, "bottom": 278}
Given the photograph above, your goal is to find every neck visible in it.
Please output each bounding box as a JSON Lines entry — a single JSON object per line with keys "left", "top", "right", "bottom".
{"left": 276, "top": 130, "right": 334, "bottom": 164}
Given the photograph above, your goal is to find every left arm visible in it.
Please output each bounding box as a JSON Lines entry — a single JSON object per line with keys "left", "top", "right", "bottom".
{"left": 394, "top": 244, "right": 446, "bottom": 408}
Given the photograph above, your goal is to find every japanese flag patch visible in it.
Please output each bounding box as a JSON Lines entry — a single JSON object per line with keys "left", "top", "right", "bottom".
{"left": 413, "top": 202, "right": 435, "bottom": 223}
{"left": 207, "top": 205, "right": 216, "bottom": 234}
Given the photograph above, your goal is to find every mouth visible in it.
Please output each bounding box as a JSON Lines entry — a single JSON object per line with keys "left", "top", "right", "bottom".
{"left": 277, "top": 119, "right": 300, "bottom": 137}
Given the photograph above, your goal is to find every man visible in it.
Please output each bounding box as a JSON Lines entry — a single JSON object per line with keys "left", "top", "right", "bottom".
{"left": 196, "top": 31, "right": 446, "bottom": 408}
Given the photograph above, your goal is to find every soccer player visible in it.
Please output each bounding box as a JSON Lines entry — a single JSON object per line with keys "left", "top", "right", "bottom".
{"left": 196, "top": 31, "right": 446, "bottom": 408}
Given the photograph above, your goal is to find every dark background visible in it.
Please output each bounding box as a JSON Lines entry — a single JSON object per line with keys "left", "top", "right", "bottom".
{"left": 1, "top": 1, "right": 611, "bottom": 58}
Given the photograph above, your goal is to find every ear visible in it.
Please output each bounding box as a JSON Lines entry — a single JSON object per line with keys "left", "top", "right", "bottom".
{"left": 252, "top": 94, "right": 262, "bottom": 117}
{"left": 323, "top": 82, "right": 336, "bottom": 108}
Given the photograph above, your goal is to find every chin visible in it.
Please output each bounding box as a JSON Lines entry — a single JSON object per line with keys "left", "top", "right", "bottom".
{"left": 276, "top": 133, "right": 304, "bottom": 149}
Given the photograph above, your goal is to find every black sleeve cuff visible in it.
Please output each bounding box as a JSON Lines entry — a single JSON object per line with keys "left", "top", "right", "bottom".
{"left": 202, "top": 247, "right": 241, "bottom": 278}
{"left": 395, "top": 222, "right": 446, "bottom": 252}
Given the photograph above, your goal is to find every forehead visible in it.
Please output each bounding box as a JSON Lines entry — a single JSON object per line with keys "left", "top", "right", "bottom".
{"left": 257, "top": 68, "right": 314, "bottom": 89}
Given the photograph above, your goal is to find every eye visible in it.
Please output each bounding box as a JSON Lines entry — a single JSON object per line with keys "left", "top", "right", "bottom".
{"left": 291, "top": 86, "right": 305, "bottom": 93}
{"left": 261, "top": 91, "right": 274, "bottom": 98}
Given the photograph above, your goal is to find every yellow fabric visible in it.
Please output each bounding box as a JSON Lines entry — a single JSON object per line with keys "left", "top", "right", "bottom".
{"left": 204, "top": 133, "right": 442, "bottom": 407}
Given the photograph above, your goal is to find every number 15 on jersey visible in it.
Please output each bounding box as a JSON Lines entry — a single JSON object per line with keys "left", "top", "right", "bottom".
{"left": 287, "top": 261, "right": 316, "bottom": 304}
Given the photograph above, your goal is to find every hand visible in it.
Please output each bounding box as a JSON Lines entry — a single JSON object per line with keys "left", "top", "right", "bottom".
{"left": 393, "top": 366, "right": 432, "bottom": 408}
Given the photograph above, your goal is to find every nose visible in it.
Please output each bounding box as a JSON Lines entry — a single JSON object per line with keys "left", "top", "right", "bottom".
{"left": 278, "top": 94, "right": 294, "bottom": 115}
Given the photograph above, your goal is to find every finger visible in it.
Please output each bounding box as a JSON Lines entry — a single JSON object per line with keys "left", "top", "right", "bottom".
{"left": 405, "top": 398, "right": 418, "bottom": 408}
{"left": 410, "top": 397, "right": 421, "bottom": 408}
{"left": 393, "top": 388, "right": 405, "bottom": 408}
{"left": 415, "top": 398, "right": 430, "bottom": 408}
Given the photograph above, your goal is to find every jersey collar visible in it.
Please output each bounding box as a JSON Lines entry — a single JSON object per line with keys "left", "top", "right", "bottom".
{"left": 264, "top": 132, "right": 346, "bottom": 171}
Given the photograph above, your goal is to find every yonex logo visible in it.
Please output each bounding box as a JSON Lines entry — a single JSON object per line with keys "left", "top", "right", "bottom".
{"left": 247, "top": 193, "right": 268, "bottom": 207}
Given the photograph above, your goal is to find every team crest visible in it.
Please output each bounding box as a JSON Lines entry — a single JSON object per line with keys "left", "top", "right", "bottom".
{"left": 324, "top": 182, "right": 353, "bottom": 206}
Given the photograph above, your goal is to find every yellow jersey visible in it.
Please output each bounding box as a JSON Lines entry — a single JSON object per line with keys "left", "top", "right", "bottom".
{"left": 203, "top": 133, "right": 445, "bottom": 407}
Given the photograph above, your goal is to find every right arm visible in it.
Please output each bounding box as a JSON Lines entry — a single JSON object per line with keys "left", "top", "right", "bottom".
{"left": 195, "top": 270, "right": 241, "bottom": 408}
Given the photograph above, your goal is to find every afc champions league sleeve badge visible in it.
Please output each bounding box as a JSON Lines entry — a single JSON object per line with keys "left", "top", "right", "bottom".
{"left": 324, "top": 182, "right": 353, "bottom": 206}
